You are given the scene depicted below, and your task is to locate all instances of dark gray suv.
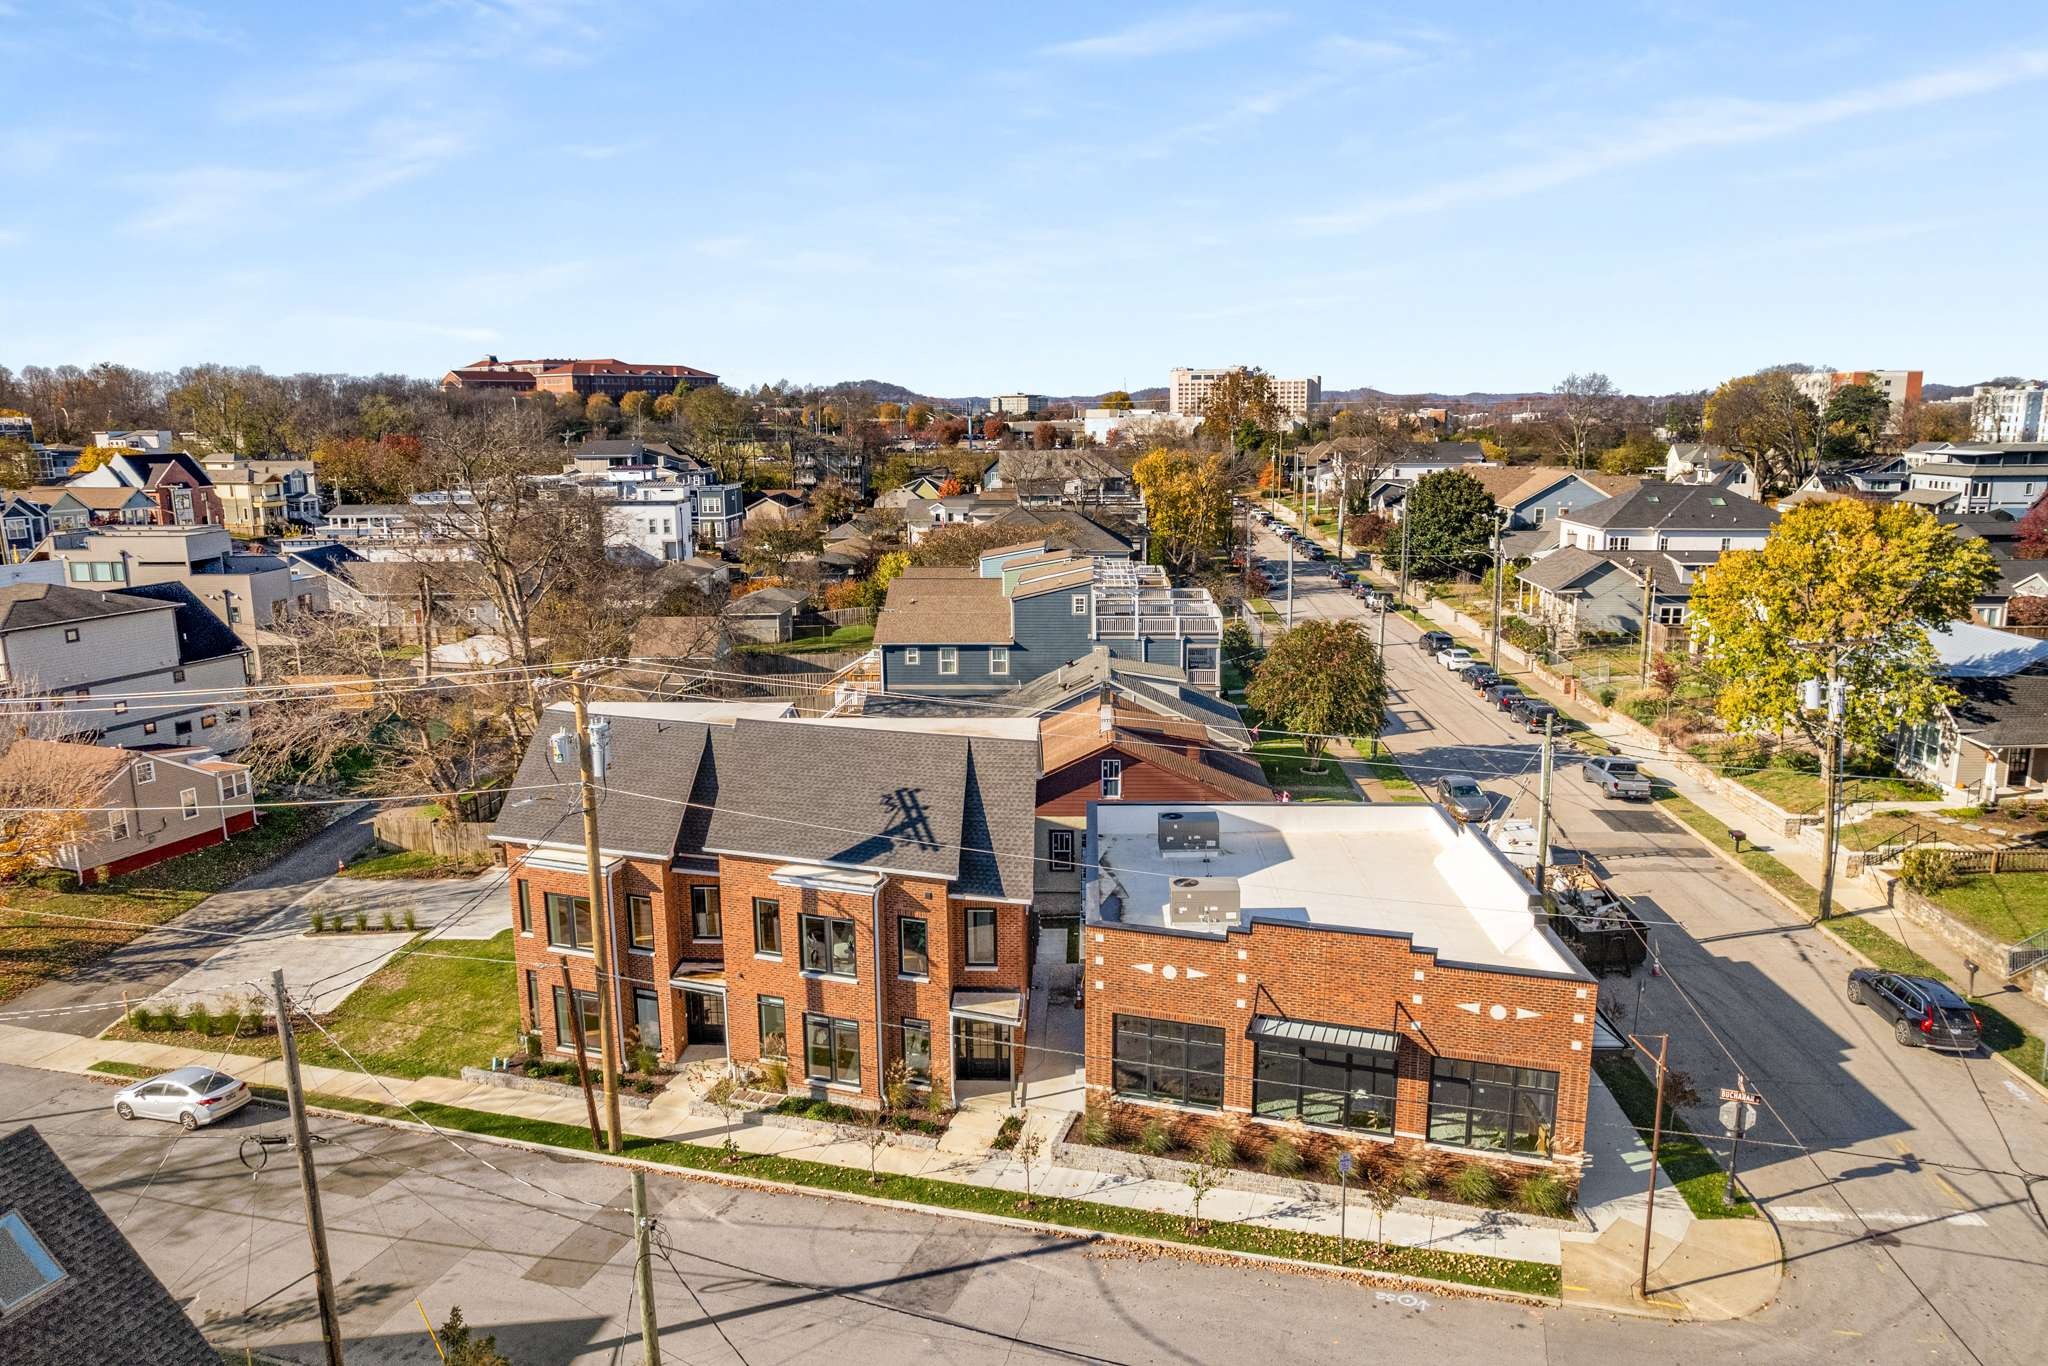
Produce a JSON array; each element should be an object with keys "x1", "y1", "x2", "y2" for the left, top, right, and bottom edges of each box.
[{"x1": 1847, "y1": 970, "x2": 1981, "y2": 1051}]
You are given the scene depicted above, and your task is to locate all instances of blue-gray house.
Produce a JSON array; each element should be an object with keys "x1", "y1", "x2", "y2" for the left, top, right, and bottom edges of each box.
[{"x1": 873, "y1": 542, "x2": 1224, "y2": 696}]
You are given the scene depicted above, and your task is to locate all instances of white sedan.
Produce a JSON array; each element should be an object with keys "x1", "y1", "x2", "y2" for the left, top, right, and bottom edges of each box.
[
  {"x1": 1436, "y1": 647, "x2": 1475, "y2": 670},
  {"x1": 113, "y1": 1066, "x2": 251, "y2": 1130}
]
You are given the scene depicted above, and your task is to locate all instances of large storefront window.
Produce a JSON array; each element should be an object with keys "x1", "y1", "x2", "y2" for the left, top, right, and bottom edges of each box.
[
  {"x1": 1253, "y1": 1041, "x2": 1396, "y2": 1131},
  {"x1": 804, "y1": 1014, "x2": 861, "y2": 1087},
  {"x1": 1112, "y1": 1015, "x2": 1224, "y2": 1109},
  {"x1": 1427, "y1": 1059, "x2": 1558, "y2": 1155}
]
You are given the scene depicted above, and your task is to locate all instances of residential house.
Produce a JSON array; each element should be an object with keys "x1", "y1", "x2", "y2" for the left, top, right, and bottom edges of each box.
[
  {"x1": 693, "y1": 483, "x2": 747, "y2": 548},
  {"x1": 723, "y1": 586, "x2": 809, "y2": 644},
  {"x1": 1, "y1": 493, "x2": 52, "y2": 560},
  {"x1": 1663, "y1": 443, "x2": 1758, "y2": 499},
  {"x1": 490, "y1": 706, "x2": 1040, "y2": 1102},
  {"x1": 1305, "y1": 441, "x2": 1488, "y2": 505},
  {"x1": 1782, "y1": 455, "x2": 1911, "y2": 505},
  {"x1": 904, "y1": 492, "x2": 1016, "y2": 542},
  {"x1": 197, "y1": 456, "x2": 322, "y2": 536},
  {"x1": 89, "y1": 429, "x2": 179, "y2": 452},
  {"x1": 28, "y1": 443, "x2": 84, "y2": 481},
  {"x1": 283, "y1": 546, "x2": 499, "y2": 639},
  {"x1": 1083, "y1": 802, "x2": 1596, "y2": 1171},
  {"x1": 1903, "y1": 442, "x2": 2048, "y2": 515},
  {"x1": 743, "y1": 490, "x2": 810, "y2": 531},
  {"x1": 1552, "y1": 481, "x2": 1777, "y2": 554},
  {"x1": 873, "y1": 474, "x2": 950, "y2": 510},
  {"x1": 41, "y1": 525, "x2": 323, "y2": 646},
  {"x1": 983, "y1": 450, "x2": 1144, "y2": 510},
  {"x1": 19, "y1": 484, "x2": 156, "y2": 533},
  {"x1": 1032, "y1": 703, "x2": 1269, "y2": 921},
  {"x1": 1515, "y1": 548, "x2": 1698, "y2": 644},
  {"x1": 601, "y1": 497, "x2": 695, "y2": 565},
  {"x1": 1081, "y1": 408, "x2": 1202, "y2": 446},
  {"x1": 567, "y1": 439, "x2": 712, "y2": 482},
  {"x1": 0, "y1": 739, "x2": 254, "y2": 884},
  {"x1": 873, "y1": 544, "x2": 1224, "y2": 695},
  {"x1": 0, "y1": 1126, "x2": 217, "y2": 1365},
  {"x1": 1896, "y1": 623, "x2": 2048, "y2": 802},
  {"x1": 0, "y1": 582, "x2": 252, "y2": 751},
  {"x1": 68, "y1": 449, "x2": 223, "y2": 527},
  {"x1": 984, "y1": 505, "x2": 1140, "y2": 560}
]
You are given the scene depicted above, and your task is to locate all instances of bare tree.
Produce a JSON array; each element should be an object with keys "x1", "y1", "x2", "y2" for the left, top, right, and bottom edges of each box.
[
  {"x1": 1548, "y1": 372, "x2": 1619, "y2": 470},
  {"x1": 0, "y1": 684, "x2": 119, "y2": 879}
]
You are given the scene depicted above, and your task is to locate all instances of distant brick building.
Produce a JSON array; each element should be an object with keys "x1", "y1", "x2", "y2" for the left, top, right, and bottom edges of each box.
[{"x1": 440, "y1": 356, "x2": 718, "y2": 397}]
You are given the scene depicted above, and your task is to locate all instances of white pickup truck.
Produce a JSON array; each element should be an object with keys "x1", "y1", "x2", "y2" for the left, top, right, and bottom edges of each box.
[{"x1": 1582, "y1": 755, "x2": 1652, "y2": 800}]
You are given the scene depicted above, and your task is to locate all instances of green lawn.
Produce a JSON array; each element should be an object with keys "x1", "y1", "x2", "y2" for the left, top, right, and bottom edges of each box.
[
  {"x1": 1, "y1": 808, "x2": 322, "y2": 1006},
  {"x1": 1351, "y1": 742, "x2": 1425, "y2": 801},
  {"x1": 1251, "y1": 736, "x2": 1360, "y2": 801},
  {"x1": 1923, "y1": 874, "x2": 2048, "y2": 945},
  {"x1": 1685, "y1": 741, "x2": 1941, "y2": 814},
  {"x1": 1594, "y1": 1056, "x2": 1755, "y2": 1219},
  {"x1": 108, "y1": 931, "x2": 519, "y2": 1079},
  {"x1": 86, "y1": 1078, "x2": 1556, "y2": 1298},
  {"x1": 737, "y1": 623, "x2": 876, "y2": 656},
  {"x1": 340, "y1": 848, "x2": 491, "y2": 880}
]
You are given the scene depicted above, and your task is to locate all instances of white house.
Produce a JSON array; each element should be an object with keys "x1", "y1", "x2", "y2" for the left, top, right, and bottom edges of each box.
[{"x1": 1554, "y1": 481, "x2": 1777, "y2": 554}]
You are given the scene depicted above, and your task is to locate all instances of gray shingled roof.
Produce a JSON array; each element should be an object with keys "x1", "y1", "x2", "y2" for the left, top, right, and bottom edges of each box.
[
  {"x1": 491, "y1": 707, "x2": 721, "y2": 859},
  {"x1": 0, "y1": 1126, "x2": 216, "y2": 1365},
  {"x1": 0, "y1": 582, "x2": 167, "y2": 633},
  {"x1": 1565, "y1": 481, "x2": 1777, "y2": 532},
  {"x1": 704, "y1": 719, "x2": 1036, "y2": 899},
  {"x1": 1950, "y1": 665, "x2": 2048, "y2": 748}
]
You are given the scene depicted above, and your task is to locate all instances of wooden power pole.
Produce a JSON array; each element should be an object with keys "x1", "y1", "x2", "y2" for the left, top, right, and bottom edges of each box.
[{"x1": 271, "y1": 969, "x2": 346, "y2": 1366}]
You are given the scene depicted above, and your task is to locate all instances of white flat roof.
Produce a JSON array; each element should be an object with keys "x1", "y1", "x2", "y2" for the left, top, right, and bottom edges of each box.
[
  {"x1": 566, "y1": 700, "x2": 797, "y2": 724},
  {"x1": 791, "y1": 716, "x2": 1043, "y2": 741},
  {"x1": 1088, "y1": 802, "x2": 1583, "y2": 977}
]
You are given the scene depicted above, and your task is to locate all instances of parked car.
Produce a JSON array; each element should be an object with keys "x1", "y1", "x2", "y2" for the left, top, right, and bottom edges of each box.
[
  {"x1": 1419, "y1": 631, "x2": 1454, "y2": 653},
  {"x1": 1359, "y1": 588, "x2": 1391, "y2": 610},
  {"x1": 1458, "y1": 663, "x2": 1500, "y2": 689},
  {"x1": 1305, "y1": 545, "x2": 1326, "y2": 561},
  {"x1": 1436, "y1": 647, "x2": 1475, "y2": 670},
  {"x1": 1847, "y1": 970, "x2": 1981, "y2": 1051},
  {"x1": 1582, "y1": 755, "x2": 1652, "y2": 800},
  {"x1": 1483, "y1": 683, "x2": 1525, "y2": 710},
  {"x1": 1435, "y1": 774, "x2": 1492, "y2": 823},
  {"x1": 1509, "y1": 698, "x2": 1558, "y2": 732},
  {"x1": 113, "y1": 1066, "x2": 250, "y2": 1130}
]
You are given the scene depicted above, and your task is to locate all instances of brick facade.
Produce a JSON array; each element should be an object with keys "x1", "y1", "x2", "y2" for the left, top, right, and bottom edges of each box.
[{"x1": 1084, "y1": 916, "x2": 1596, "y2": 1165}]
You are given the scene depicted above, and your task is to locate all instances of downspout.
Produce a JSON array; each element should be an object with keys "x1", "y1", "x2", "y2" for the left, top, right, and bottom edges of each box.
[{"x1": 871, "y1": 881, "x2": 887, "y2": 1102}]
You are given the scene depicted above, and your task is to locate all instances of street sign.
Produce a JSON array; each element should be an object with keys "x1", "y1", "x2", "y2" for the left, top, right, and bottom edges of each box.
[
  {"x1": 1718, "y1": 1086, "x2": 1762, "y2": 1106},
  {"x1": 1718, "y1": 1100, "x2": 1758, "y2": 1134},
  {"x1": 1337, "y1": 1152, "x2": 1353, "y2": 1177}
]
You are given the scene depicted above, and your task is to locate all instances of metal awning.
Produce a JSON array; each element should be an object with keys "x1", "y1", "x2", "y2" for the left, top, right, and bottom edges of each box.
[
  {"x1": 1591, "y1": 1010, "x2": 1626, "y2": 1055},
  {"x1": 1249, "y1": 1015, "x2": 1396, "y2": 1054},
  {"x1": 950, "y1": 989, "x2": 1023, "y2": 1027},
  {"x1": 669, "y1": 967, "x2": 726, "y2": 995}
]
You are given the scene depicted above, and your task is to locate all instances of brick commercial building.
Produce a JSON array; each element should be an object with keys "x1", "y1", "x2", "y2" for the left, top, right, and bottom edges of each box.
[
  {"x1": 490, "y1": 704, "x2": 1039, "y2": 1106},
  {"x1": 440, "y1": 356, "x2": 718, "y2": 397},
  {"x1": 1083, "y1": 802, "x2": 1597, "y2": 1170}
]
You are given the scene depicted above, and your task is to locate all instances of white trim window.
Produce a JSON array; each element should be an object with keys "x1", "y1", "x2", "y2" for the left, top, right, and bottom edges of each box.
[
  {"x1": 1071, "y1": 593, "x2": 1088, "y2": 616},
  {"x1": 178, "y1": 787, "x2": 199, "y2": 819},
  {"x1": 1048, "y1": 828, "x2": 1076, "y2": 871},
  {"x1": 904, "y1": 647, "x2": 920, "y2": 666},
  {"x1": 133, "y1": 760, "x2": 155, "y2": 784},
  {"x1": 938, "y1": 646, "x2": 959, "y2": 676},
  {"x1": 1100, "y1": 758, "x2": 1123, "y2": 798},
  {"x1": 107, "y1": 809, "x2": 130, "y2": 842},
  {"x1": 989, "y1": 646, "x2": 1010, "y2": 676}
]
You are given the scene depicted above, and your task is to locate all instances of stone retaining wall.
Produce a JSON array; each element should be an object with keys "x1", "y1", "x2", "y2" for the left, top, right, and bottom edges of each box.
[
  {"x1": 459, "y1": 1065, "x2": 657, "y2": 1110},
  {"x1": 679, "y1": 1095, "x2": 944, "y2": 1150},
  {"x1": 1887, "y1": 882, "x2": 2048, "y2": 1002}
]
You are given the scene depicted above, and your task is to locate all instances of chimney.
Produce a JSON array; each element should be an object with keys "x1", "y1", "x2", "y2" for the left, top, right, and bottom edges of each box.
[{"x1": 1097, "y1": 685, "x2": 1115, "y2": 735}]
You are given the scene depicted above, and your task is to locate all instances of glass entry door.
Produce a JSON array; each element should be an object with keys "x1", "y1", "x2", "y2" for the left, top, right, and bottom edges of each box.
[
  {"x1": 953, "y1": 1019, "x2": 1012, "y2": 1081},
  {"x1": 684, "y1": 992, "x2": 726, "y2": 1044}
]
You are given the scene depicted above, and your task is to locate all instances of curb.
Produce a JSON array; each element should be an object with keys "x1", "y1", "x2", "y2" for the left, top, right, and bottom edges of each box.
[{"x1": 280, "y1": 1087, "x2": 1567, "y2": 1309}]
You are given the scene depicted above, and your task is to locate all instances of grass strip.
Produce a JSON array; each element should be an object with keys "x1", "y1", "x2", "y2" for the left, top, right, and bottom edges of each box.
[
  {"x1": 339, "y1": 849, "x2": 491, "y2": 880},
  {"x1": 1594, "y1": 1056, "x2": 1754, "y2": 1220},
  {"x1": 93, "y1": 1066, "x2": 1555, "y2": 1297}
]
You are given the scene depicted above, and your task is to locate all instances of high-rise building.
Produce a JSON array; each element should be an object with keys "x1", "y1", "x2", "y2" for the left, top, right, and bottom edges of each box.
[
  {"x1": 1169, "y1": 367, "x2": 1321, "y2": 423},
  {"x1": 1970, "y1": 382, "x2": 2048, "y2": 443},
  {"x1": 1791, "y1": 369, "x2": 1922, "y2": 423},
  {"x1": 990, "y1": 394, "x2": 1047, "y2": 416}
]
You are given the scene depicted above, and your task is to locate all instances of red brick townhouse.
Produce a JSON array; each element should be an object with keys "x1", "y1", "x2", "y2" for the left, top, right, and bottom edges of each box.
[
  {"x1": 1083, "y1": 802, "x2": 1598, "y2": 1170},
  {"x1": 490, "y1": 703, "x2": 1039, "y2": 1105}
]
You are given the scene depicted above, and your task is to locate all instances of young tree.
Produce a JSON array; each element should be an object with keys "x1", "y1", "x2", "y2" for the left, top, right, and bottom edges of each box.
[
  {"x1": 1099, "y1": 390, "x2": 1134, "y2": 412},
  {"x1": 1703, "y1": 370, "x2": 1819, "y2": 493},
  {"x1": 1398, "y1": 468, "x2": 1495, "y2": 581},
  {"x1": 1690, "y1": 501, "x2": 1998, "y2": 911},
  {"x1": 1548, "y1": 371, "x2": 1619, "y2": 469},
  {"x1": 438, "y1": 1306, "x2": 515, "y2": 1366},
  {"x1": 1132, "y1": 447, "x2": 1233, "y2": 572},
  {"x1": 1244, "y1": 619, "x2": 1387, "y2": 767},
  {"x1": 980, "y1": 416, "x2": 1008, "y2": 442}
]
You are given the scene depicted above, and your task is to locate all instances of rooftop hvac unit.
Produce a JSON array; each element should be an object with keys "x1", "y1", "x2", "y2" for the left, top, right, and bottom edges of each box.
[
  {"x1": 1157, "y1": 810, "x2": 1221, "y2": 855},
  {"x1": 1164, "y1": 875, "x2": 1238, "y2": 928}
]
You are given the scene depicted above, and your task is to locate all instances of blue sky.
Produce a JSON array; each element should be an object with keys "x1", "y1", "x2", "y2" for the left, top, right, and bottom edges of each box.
[{"x1": 3, "y1": 1, "x2": 2044, "y2": 396}]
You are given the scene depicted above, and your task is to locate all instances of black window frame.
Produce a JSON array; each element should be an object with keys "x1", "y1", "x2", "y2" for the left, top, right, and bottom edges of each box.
[
  {"x1": 691, "y1": 884, "x2": 722, "y2": 940},
  {"x1": 800, "y1": 913, "x2": 858, "y2": 978},
  {"x1": 757, "y1": 996, "x2": 787, "y2": 1058},
  {"x1": 550, "y1": 985, "x2": 600, "y2": 1052},
  {"x1": 898, "y1": 916, "x2": 929, "y2": 977},
  {"x1": 753, "y1": 897, "x2": 781, "y2": 956},
  {"x1": 1111, "y1": 1014, "x2": 1225, "y2": 1110},
  {"x1": 964, "y1": 907, "x2": 998, "y2": 967},
  {"x1": 902, "y1": 1019, "x2": 932, "y2": 1081},
  {"x1": 1252, "y1": 1039, "x2": 1397, "y2": 1132},
  {"x1": 516, "y1": 880, "x2": 532, "y2": 933},
  {"x1": 1426, "y1": 1057, "x2": 1559, "y2": 1156},
  {"x1": 1048, "y1": 828, "x2": 1076, "y2": 872},
  {"x1": 626, "y1": 893, "x2": 655, "y2": 951},
  {"x1": 524, "y1": 970, "x2": 538, "y2": 1029},
  {"x1": 804, "y1": 1013, "x2": 861, "y2": 1087},
  {"x1": 544, "y1": 891, "x2": 593, "y2": 951},
  {"x1": 632, "y1": 988, "x2": 662, "y2": 1052},
  {"x1": 1100, "y1": 757, "x2": 1123, "y2": 798}
]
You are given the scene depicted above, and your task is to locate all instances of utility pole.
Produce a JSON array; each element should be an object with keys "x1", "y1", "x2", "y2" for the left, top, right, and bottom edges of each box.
[
  {"x1": 1534, "y1": 713, "x2": 1555, "y2": 892},
  {"x1": 1639, "y1": 569, "x2": 1656, "y2": 686},
  {"x1": 1396, "y1": 506, "x2": 1412, "y2": 603},
  {"x1": 1811, "y1": 671, "x2": 1847, "y2": 921},
  {"x1": 565, "y1": 681, "x2": 662, "y2": 1366},
  {"x1": 1285, "y1": 531, "x2": 1295, "y2": 628},
  {"x1": 1489, "y1": 515, "x2": 1504, "y2": 671},
  {"x1": 1630, "y1": 1033, "x2": 1670, "y2": 1302},
  {"x1": 270, "y1": 970, "x2": 345, "y2": 1366}
]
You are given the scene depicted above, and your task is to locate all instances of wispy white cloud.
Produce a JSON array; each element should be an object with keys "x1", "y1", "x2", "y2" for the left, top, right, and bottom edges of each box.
[
  {"x1": 1301, "y1": 47, "x2": 2048, "y2": 233},
  {"x1": 1042, "y1": 8, "x2": 1280, "y2": 61},
  {"x1": 1316, "y1": 35, "x2": 1415, "y2": 67}
]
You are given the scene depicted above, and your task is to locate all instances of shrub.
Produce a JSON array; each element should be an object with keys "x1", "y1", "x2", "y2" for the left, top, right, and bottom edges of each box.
[
  {"x1": 1448, "y1": 1162, "x2": 1503, "y2": 1206},
  {"x1": 991, "y1": 1114, "x2": 1023, "y2": 1151},
  {"x1": 1596, "y1": 686, "x2": 1618, "y2": 708},
  {"x1": 354, "y1": 911, "x2": 369, "y2": 932},
  {"x1": 1107, "y1": 1103, "x2": 1143, "y2": 1145},
  {"x1": 631, "y1": 1045, "x2": 659, "y2": 1077},
  {"x1": 759, "y1": 1058, "x2": 788, "y2": 1092},
  {"x1": 1263, "y1": 1134, "x2": 1303, "y2": 1176},
  {"x1": 884, "y1": 1060, "x2": 912, "y2": 1113},
  {"x1": 926, "y1": 1076, "x2": 953, "y2": 1114},
  {"x1": 1138, "y1": 1119, "x2": 1172, "y2": 1155},
  {"x1": 128, "y1": 1006, "x2": 152, "y2": 1032},
  {"x1": 1080, "y1": 1106, "x2": 1112, "y2": 1146},
  {"x1": 381, "y1": 911, "x2": 396, "y2": 932},
  {"x1": 1517, "y1": 1172, "x2": 1571, "y2": 1218},
  {"x1": 1202, "y1": 1125, "x2": 1239, "y2": 1167},
  {"x1": 523, "y1": 1032, "x2": 541, "y2": 1059},
  {"x1": 309, "y1": 910, "x2": 326, "y2": 933},
  {"x1": 403, "y1": 907, "x2": 418, "y2": 931},
  {"x1": 183, "y1": 1002, "x2": 213, "y2": 1035},
  {"x1": 1900, "y1": 848, "x2": 1960, "y2": 893}
]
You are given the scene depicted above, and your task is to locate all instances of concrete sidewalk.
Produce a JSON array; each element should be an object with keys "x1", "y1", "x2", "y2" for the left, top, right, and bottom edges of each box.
[{"x1": 0, "y1": 1016, "x2": 1784, "y2": 1317}]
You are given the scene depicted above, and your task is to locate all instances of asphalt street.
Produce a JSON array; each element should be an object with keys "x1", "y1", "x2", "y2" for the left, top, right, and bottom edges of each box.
[
  {"x1": 1256, "y1": 523, "x2": 2048, "y2": 1365},
  {"x1": 9, "y1": 1061, "x2": 2040, "y2": 1366}
]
